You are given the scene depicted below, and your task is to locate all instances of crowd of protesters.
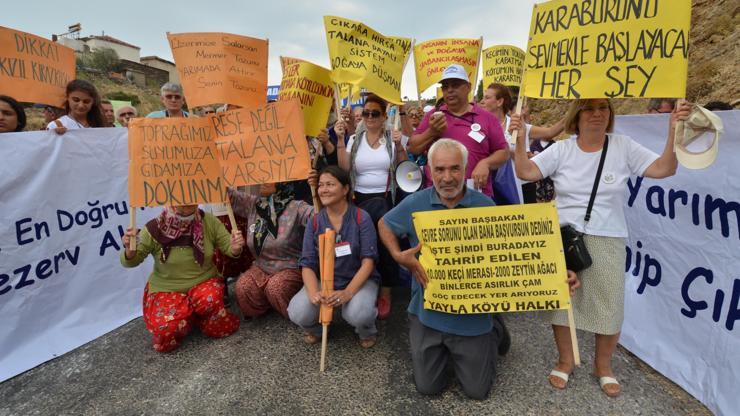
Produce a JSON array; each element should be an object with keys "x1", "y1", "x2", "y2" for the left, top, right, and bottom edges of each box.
[{"x1": 2, "y1": 61, "x2": 720, "y2": 400}]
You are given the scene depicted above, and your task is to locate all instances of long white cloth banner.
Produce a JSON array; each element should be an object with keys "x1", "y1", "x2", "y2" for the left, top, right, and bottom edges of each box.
[
  {"x1": 617, "y1": 111, "x2": 740, "y2": 416},
  {"x1": 0, "y1": 128, "x2": 155, "y2": 382}
]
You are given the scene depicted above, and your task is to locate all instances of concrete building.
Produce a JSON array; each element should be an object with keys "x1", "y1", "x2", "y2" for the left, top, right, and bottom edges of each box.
[
  {"x1": 59, "y1": 34, "x2": 141, "y2": 63},
  {"x1": 57, "y1": 33, "x2": 179, "y2": 86},
  {"x1": 140, "y1": 56, "x2": 179, "y2": 84}
]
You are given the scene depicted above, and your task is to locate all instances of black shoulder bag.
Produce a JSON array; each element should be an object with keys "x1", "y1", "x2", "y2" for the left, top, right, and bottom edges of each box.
[{"x1": 560, "y1": 136, "x2": 609, "y2": 273}]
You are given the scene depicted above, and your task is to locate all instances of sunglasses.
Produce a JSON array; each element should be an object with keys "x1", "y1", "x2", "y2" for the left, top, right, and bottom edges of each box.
[
  {"x1": 120, "y1": 112, "x2": 135, "y2": 117},
  {"x1": 164, "y1": 94, "x2": 182, "y2": 100},
  {"x1": 203, "y1": 110, "x2": 215, "y2": 115},
  {"x1": 408, "y1": 113, "x2": 422, "y2": 119},
  {"x1": 362, "y1": 110, "x2": 383, "y2": 119}
]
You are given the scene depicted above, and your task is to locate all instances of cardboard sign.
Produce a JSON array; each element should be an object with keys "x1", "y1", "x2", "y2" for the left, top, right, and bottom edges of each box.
[
  {"x1": 482, "y1": 45, "x2": 525, "y2": 87},
  {"x1": 278, "y1": 56, "x2": 334, "y2": 137},
  {"x1": 413, "y1": 203, "x2": 571, "y2": 314},
  {"x1": 212, "y1": 99, "x2": 310, "y2": 187},
  {"x1": 523, "y1": 0, "x2": 691, "y2": 99},
  {"x1": 0, "y1": 26, "x2": 75, "y2": 106},
  {"x1": 414, "y1": 38, "x2": 481, "y2": 95},
  {"x1": 324, "y1": 16, "x2": 412, "y2": 105},
  {"x1": 167, "y1": 32, "x2": 268, "y2": 108},
  {"x1": 128, "y1": 117, "x2": 227, "y2": 207}
]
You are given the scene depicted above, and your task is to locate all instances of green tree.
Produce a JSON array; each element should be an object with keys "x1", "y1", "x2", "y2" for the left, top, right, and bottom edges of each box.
[
  {"x1": 476, "y1": 80, "x2": 484, "y2": 102},
  {"x1": 79, "y1": 47, "x2": 121, "y2": 73}
]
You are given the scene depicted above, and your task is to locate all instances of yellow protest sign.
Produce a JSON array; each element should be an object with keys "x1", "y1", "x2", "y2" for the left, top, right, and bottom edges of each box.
[
  {"x1": 482, "y1": 45, "x2": 525, "y2": 88},
  {"x1": 128, "y1": 117, "x2": 227, "y2": 207},
  {"x1": 414, "y1": 38, "x2": 482, "y2": 96},
  {"x1": 167, "y1": 32, "x2": 268, "y2": 108},
  {"x1": 0, "y1": 26, "x2": 75, "y2": 106},
  {"x1": 212, "y1": 99, "x2": 311, "y2": 187},
  {"x1": 324, "y1": 16, "x2": 412, "y2": 105},
  {"x1": 523, "y1": 0, "x2": 691, "y2": 99},
  {"x1": 278, "y1": 56, "x2": 334, "y2": 137},
  {"x1": 413, "y1": 203, "x2": 570, "y2": 314}
]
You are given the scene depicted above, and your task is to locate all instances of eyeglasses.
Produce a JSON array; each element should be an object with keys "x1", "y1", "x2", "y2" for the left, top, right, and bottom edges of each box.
[
  {"x1": 362, "y1": 110, "x2": 383, "y2": 119},
  {"x1": 408, "y1": 113, "x2": 422, "y2": 119},
  {"x1": 203, "y1": 110, "x2": 215, "y2": 115},
  {"x1": 164, "y1": 94, "x2": 182, "y2": 100}
]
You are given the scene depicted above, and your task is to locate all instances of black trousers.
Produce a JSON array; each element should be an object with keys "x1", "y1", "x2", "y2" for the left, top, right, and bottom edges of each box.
[{"x1": 354, "y1": 191, "x2": 400, "y2": 287}]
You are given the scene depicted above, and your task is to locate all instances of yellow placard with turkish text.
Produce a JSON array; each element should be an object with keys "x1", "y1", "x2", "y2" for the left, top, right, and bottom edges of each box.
[
  {"x1": 413, "y1": 203, "x2": 571, "y2": 314},
  {"x1": 168, "y1": 32, "x2": 268, "y2": 108},
  {"x1": 414, "y1": 38, "x2": 482, "y2": 96},
  {"x1": 278, "y1": 56, "x2": 334, "y2": 137},
  {"x1": 128, "y1": 117, "x2": 226, "y2": 207},
  {"x1": 0, "y1": 26, "x2": 75, "y2": 107},
  {"x1": 482, "y1": 45, "x2": 525, "y2": 88},
  {"x1": 212, "y1": 100, "x2": 311, "y2": 187},
  {"x1": 523, "y1": 0, "x2": 691, "y2": 99},
  {"x1": 324, "y1": 16, "x2": 411, "y2": 105}
]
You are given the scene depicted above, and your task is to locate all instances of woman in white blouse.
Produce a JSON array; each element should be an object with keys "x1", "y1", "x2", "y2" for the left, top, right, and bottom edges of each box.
[
  {"x1": 335, "y1": 93, "x2": 407, "y2": 320},
  {"x1": 511, "y1": 98, "x2": 690, "y2": 397}
]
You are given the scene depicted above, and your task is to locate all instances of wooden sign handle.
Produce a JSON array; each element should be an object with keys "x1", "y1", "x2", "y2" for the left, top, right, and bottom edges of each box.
[
  {"x1": 511, "y1": 96, "x2": 527, "y2": 145},
  {"x1": 128, "y1": 207, "x2": 137, "y2": 251},
  {"x1": 320, "y1": 324, "x2": 329, "y2": 373},
  {"x1": 225, "y1": 195, "x2": 238, "y2": 232},
  {"x1": 567, "y1": 303, "x2": 581, "y2": 366}
]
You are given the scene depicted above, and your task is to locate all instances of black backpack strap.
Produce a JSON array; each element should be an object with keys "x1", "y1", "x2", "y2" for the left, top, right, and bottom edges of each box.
[{"x1": 585, "y1": 135, "x2": 609, "y2": 223}]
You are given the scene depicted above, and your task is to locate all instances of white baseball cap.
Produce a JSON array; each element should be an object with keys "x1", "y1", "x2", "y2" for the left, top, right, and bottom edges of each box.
[
  {"x1": 439, "y1": 64, "x2": 470, "y2": 83},
  {"x1": 674, "y1": 105, "x2": 724, "y2": 170}
]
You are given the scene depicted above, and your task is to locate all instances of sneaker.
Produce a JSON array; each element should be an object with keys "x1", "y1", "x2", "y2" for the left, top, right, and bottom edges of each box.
[{"x1": 377, "y1": 293, "x2": 392, "y2": 320}]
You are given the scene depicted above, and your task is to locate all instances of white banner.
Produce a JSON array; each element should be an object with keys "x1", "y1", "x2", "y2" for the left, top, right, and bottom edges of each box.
[
  {"x1": 617, "y1": 111, "x2": 740, "y2": 416},
  {"x1": 0, "y1": 128, "x2": 156, "y2": 382}
]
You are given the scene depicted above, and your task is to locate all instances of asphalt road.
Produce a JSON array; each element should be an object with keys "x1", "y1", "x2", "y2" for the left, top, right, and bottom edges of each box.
[{"x1": 0, "y1": 288, "x2": 710, "y2": 416}]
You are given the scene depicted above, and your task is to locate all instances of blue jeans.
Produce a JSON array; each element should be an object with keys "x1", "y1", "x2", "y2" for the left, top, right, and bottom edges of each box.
[{"x1": 287, "y1": 280, "x2": 379, "y2": 340}]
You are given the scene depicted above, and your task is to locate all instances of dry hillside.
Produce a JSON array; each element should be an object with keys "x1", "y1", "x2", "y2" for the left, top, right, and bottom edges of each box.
[{"x1": 527, "y1": 0, "x2": 739, "y2": 125}]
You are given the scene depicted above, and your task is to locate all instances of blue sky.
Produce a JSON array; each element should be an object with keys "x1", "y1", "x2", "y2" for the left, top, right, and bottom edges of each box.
[{"x1": 3, "y1": 0, "x2": 540, "y2": 99}]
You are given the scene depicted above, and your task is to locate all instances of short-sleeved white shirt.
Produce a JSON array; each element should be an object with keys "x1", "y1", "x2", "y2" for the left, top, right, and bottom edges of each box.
[
  {"x1": 531, "y1": 134, "x2": 658, "y2": 237},
  {"x1": 503, "y1": 115, "x2": 531, "y2": 151},
  {"x1": 346, "y1": 132, "x2": 408, "y2": 194},
  {"x1": 46, "y1": 115, "x2": 88, "y2": 130}
]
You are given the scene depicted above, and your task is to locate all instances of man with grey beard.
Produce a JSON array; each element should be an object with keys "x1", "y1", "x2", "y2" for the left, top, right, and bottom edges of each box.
[{"x1": 378, "y1": 138, "x2": 510, "y2": 399}]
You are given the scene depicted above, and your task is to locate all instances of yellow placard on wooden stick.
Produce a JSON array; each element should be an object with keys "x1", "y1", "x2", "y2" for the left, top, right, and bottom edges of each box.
[
  {"x1": 168, "y1": 32, "x2": 268, "y2": 108},
  {"x1": 324, "y1": 16, "x2": 412, "y2": 105},
  {"x1": 0, "y1": 26, "x2": 75, "y2": 107},
  {"x1": 128, "y1": 117, "x2": 227, "y2": 207},
  {"x1": 414, "y1": 38, "x2": 482, "y2": 96},
  {"x1": 413, "y1": 203, "x2": 571, "y2": 314},
  {"x1": 278, "y1": 56, "x2": 334, "y2": 137},
  {"x1": 482, "y1": 45, "x2": 525, "y2": 88},
  {"x1": 523, "y1": 0, "x2": 691, "y2": 99},
  {"x1": 212, "y1": 100, "x2": 311, "y2": 187}
]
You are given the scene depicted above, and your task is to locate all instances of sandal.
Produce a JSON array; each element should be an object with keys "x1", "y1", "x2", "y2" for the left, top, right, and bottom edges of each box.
[
  {"x1": 359, "y1": 337, "x2": 377, "y2": 349},
  {"x1": 598, "y1": 376, "x2": 621, "y2": 397},
  {"x1": 303, "y1": 333, "x2": 320, "y2": 344},
  {"x1": 548, "y1": 369, "x2": 571, "y2": 389}
]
